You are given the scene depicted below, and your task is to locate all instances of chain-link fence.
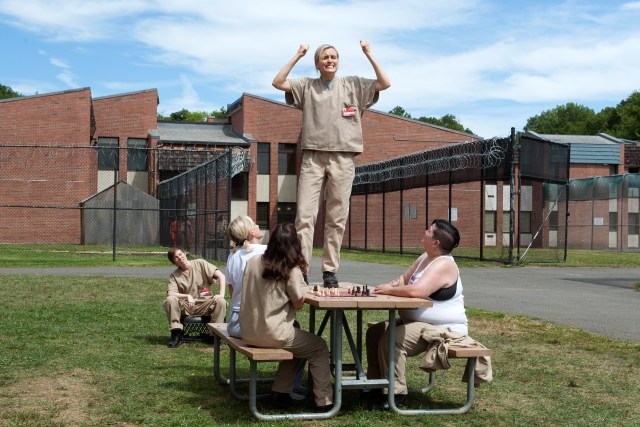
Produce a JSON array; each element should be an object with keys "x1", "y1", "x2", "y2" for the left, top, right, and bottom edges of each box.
[
  {"x1": 0, "y1": 144, "x2": 244, "y2": 262},
  {"x1": 345, "y1": 135, "x2": 519, "y2": 263},
  {"x1": 564, "y1": 174, "x2": 640, "y2": 251}
]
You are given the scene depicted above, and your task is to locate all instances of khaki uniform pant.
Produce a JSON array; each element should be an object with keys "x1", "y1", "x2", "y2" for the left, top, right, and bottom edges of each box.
[
  {"x1": 273, "y1": 328, "x2": 333, "y2": 406},
  {"x1": 295, "y1": 151, "x2": 355, "y2": 273},
  {"x1": 163, "y1": 295, "x2": 227, "y2": 331},
  {"x1": 366, "y1": 320, "x2": 430, "y2": 395}
]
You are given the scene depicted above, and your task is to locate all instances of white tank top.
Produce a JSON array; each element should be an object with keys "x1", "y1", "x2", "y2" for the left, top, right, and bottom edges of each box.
[{"x1": 398, "y1": 254, "x2": 468, "y2": 335}]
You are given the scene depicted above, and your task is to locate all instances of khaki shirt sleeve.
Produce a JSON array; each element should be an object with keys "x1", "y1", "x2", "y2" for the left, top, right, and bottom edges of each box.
[
  {"x1": 285, "y1": 78, "x2": 307, "y2": 109},
  {"x1": 286, "y1": 267, "x2": 306, "y2": 303}
]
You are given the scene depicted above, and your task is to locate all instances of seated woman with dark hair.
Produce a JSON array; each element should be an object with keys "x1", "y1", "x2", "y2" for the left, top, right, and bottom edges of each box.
[
  {"x1": 365, "y1": 219, "x2": 468, "y2": 409},
  {"x1": 239, "y1": 223, "x2": 333, "y2": 412}
]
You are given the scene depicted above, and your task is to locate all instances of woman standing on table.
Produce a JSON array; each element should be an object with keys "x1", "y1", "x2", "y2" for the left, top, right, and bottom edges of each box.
[
  {"x1": 239, "y1": 223, "x2": 333, "y2": 412},
  {"x1": 272, "y1": 41, "x2": 390, "y2": 288}
]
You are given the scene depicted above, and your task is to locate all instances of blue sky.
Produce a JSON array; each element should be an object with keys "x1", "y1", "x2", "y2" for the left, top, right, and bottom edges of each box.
[{"x1": 1, "y1": 0, "x2": 639, "y2": 138}]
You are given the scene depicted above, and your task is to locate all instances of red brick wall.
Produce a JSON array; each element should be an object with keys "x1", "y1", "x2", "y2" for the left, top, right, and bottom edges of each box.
[
  {"x1": 570, "y1": 164, "x2": 612, "y2": 179},
  {"x1": 92, "y1": 89, "x2": 158, "y2": 175},
  {"x1": 0, "y1": 89, "x2": 93, "y2": 243},
  {"x1": 0, "y1": 88, "x2": 158, "y2": 244}
]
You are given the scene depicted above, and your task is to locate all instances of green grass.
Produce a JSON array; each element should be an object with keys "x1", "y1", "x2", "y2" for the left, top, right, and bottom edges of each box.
[
  {"x1": 1, "y1": 244, "x2": 638, "y2": 269},
  {"x1": 1, "y1": 275, "x2": 639, "y2": 426},
  {"x1": 0, "y1": 244, "x2": 170, "y2": 267}
]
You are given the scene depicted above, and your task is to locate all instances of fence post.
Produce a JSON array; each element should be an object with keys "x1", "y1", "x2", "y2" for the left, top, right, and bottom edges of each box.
[{"x1": 509, "y1": 127, "x2": 516, "y2": 265}]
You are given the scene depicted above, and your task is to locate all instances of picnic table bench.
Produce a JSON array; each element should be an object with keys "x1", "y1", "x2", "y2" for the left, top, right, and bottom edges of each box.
[{"x1": 207, "y1": 322, "x2": 335, "y2": 421}]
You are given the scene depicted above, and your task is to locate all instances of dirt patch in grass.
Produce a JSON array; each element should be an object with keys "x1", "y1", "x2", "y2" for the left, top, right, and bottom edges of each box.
[{"x1": 3, "y1": 368, "x2": 99, "y2": 426}]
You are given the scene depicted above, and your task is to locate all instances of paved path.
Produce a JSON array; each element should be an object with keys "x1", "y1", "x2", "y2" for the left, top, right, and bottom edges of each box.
[{"x1": 2, "y1": 259, "x2": 639, "y2": 343}]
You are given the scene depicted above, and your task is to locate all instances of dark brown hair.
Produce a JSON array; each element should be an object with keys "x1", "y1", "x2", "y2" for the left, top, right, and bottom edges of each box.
[
  {"x1": 262, "y1": 223, "x2": 307, "y2": 282},
  {"x1": 431, "y1": 219, "x2": 460, "y2": 253},
  {"x1": 167, "y1": 247, "x2": 182, "y2": 264}
]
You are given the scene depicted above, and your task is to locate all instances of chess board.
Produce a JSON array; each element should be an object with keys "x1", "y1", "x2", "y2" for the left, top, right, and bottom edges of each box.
[{"x1": 307, "y1": 282, "x2": 376, "y2": 297}]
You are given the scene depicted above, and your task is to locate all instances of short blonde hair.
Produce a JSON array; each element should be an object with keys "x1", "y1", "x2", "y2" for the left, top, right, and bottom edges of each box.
[
  {"x1": 227, "y1": 215, "x2": 255, "y2": 252},
  {"x1": 314, "y1": 44, "x2": 339, "y2": 66}
]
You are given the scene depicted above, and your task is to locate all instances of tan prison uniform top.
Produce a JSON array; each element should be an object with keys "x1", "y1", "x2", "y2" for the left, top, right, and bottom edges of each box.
[
  {"x1": 167, "y1": 258, "x2": 218, "y2": 297},
  {"x1": 286, "y1": 76, "x2": 379, "y2": 153},
  {"x1": 239, "y1": 255, "x2": 306, "y2": 348}
]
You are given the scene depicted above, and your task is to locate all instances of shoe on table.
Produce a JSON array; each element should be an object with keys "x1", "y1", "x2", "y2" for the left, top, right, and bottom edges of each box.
[
  {"x1": 167, "y1": 328, "x2": 183, "y2": 348},
  {"x1": 322, "y1": 271, "x2": 339, "y2": 288}
]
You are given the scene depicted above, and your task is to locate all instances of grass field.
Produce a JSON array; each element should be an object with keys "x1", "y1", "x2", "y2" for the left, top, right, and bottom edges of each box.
[
  {"x1": 1, "y1": 244, "x2": 638, "y2": 425},
  {"x1": 1, "y1": 243, "x2": 639, "y2": 269},
  {"x1": 1, "y1": 273, "x2": 639, "y2": 427}
]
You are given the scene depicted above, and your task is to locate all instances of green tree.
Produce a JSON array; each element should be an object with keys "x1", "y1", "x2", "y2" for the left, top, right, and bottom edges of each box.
[
  {"x1": 388, "y1": 106, "x2": 412, "y2": 118},
  {"x1": 613, "y1": 91, "x2": 640, "y2": 140},
  {"x1": 158, "y1": 107, "x2": 227, "y2": 122},
  {"x1": 524, "y1": 102, "x2": 598, "y2": 134},
  {"x1": 0, "y1": 83, "x2": 22, "y2": 100},
  {"x1": 416, "y1": 114, "x2": 473, "y2": 134},
  {"x1": 389, "y1": 107, "x2": 474, "y2": 134}
]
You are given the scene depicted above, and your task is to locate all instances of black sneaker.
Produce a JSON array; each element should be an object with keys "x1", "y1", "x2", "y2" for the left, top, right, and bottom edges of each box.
[
  {"x1": 270, "y1": 391, "x2": 295, "y2": 409},
  {"x1": 377, "y1": 393, "x2": 407, "y2": 411},
  {"x1": 315, "y1": 403, "x2": 334, "y2": 413},
  {"x1": 322, "y1": 271, "x2": 339, "y2": 288}
]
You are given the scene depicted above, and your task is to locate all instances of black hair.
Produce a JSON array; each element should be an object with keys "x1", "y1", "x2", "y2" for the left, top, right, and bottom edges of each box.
[{"x1": 431, "y1": 219, "x2": 460, "y2": 253}]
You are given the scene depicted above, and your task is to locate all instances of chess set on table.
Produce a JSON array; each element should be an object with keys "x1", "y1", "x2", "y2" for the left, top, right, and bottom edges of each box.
[{"x1": 308, "y1": 283, "x2": 375, "y2": 297}]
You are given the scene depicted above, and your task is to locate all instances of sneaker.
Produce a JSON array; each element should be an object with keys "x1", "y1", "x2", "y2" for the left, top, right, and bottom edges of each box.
[
  {"x1": 270, "y1": 391, "x2": 295, "y2": 409},
  {"x1": 322, "y1": 271, "x2": 339, "y2": 288},
  {"x1": 289, "y1": 391, "x2": 306, "y2": 401},
  {"x1": 315, "y1": 403, "x2": 334, "y2": 413},
  {"x1": 376, "y1": 393, "x2": 407, "y2": 411}
]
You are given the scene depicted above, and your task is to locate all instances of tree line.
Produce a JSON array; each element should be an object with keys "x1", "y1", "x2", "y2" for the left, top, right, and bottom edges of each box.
[{"x1": 1, "y1": 83, "x2": 638, "y2": 139}]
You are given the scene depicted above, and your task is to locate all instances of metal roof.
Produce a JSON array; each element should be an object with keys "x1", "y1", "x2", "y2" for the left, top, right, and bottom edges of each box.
[
  {"x1": 526, "y1": 132, "x2": 622, "y2": 164},
  {"x1": 155, "y1": 122, "x2": 248, "y2": 145},
  {"x1": 529, "y1": 132, "x2": 624, "y2": 145}
]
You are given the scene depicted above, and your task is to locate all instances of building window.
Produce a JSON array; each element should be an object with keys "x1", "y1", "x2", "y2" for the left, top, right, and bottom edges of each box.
[
  {"x1": 549, "y1": 210, "x2": 559, "y2": 231},
  {"x1": 277, "y1": 202, "x2": 297, "y2": 224},
  {"x1": 609, "y1": 164, "x2": 618, "y2": 175},
  {"x1": 256, "y1": 202, "x2": 270, "y2": 230},
  {"x1": 502, "y1": 212, "x2": 510, "y2": 233},
  {"x1": 629, "y1": 213, "x2": 639, "y2": 235},
  {"x1": 278, "y1": 144, "x2": 297, "y2": 175},
  {"x1": 609, "y1": 212, "x2": 618, "y2": 232},
  {"x1": 231, "y1": 172, "x2": 248, "y2": 200},
  {"x1": 485, "y1": 211, "x2": 496, "y2": 233},
  {"x1": 519, "y1": 211, "x2": 532, "y2": 234},
  {"x1": 257, "y1": 143, "x2": 270, "y2": 174},
  {"x1": 127, "y1": 138, "x2": 147, "y2": 171},
  {"x1": 404, "y1": 204, "x2": 417, "y2": 221},
  {"x1": 97, "y1": 137, "x2": 118, "y2": 170}
]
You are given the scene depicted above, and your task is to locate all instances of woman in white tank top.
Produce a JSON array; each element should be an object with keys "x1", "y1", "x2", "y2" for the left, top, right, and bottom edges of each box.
[{"x1": 366, "y1": 219, "x2": 468, "y2": 405}]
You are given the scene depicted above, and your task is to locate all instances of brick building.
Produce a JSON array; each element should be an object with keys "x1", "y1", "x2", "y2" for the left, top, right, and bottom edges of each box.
[
  {"x1": 0, "y1": 88, "x2": 158, "y2": 244},
  {"x1": 3, "y1": 87, "x2": 636, "y2": 253}
]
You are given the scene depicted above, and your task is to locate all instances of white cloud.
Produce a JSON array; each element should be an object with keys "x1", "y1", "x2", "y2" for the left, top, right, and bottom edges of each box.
[
  {"x1": 621, "y1": 2, "x2": 640, "y2": 10},
  {"x1": 2, "y1": 0, "x2": 640, "y2": 137}
]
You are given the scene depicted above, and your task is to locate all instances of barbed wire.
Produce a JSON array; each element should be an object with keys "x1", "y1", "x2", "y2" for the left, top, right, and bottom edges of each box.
[{"x1": 353, "y1": 137, "x2": 510, "y2": 185}]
